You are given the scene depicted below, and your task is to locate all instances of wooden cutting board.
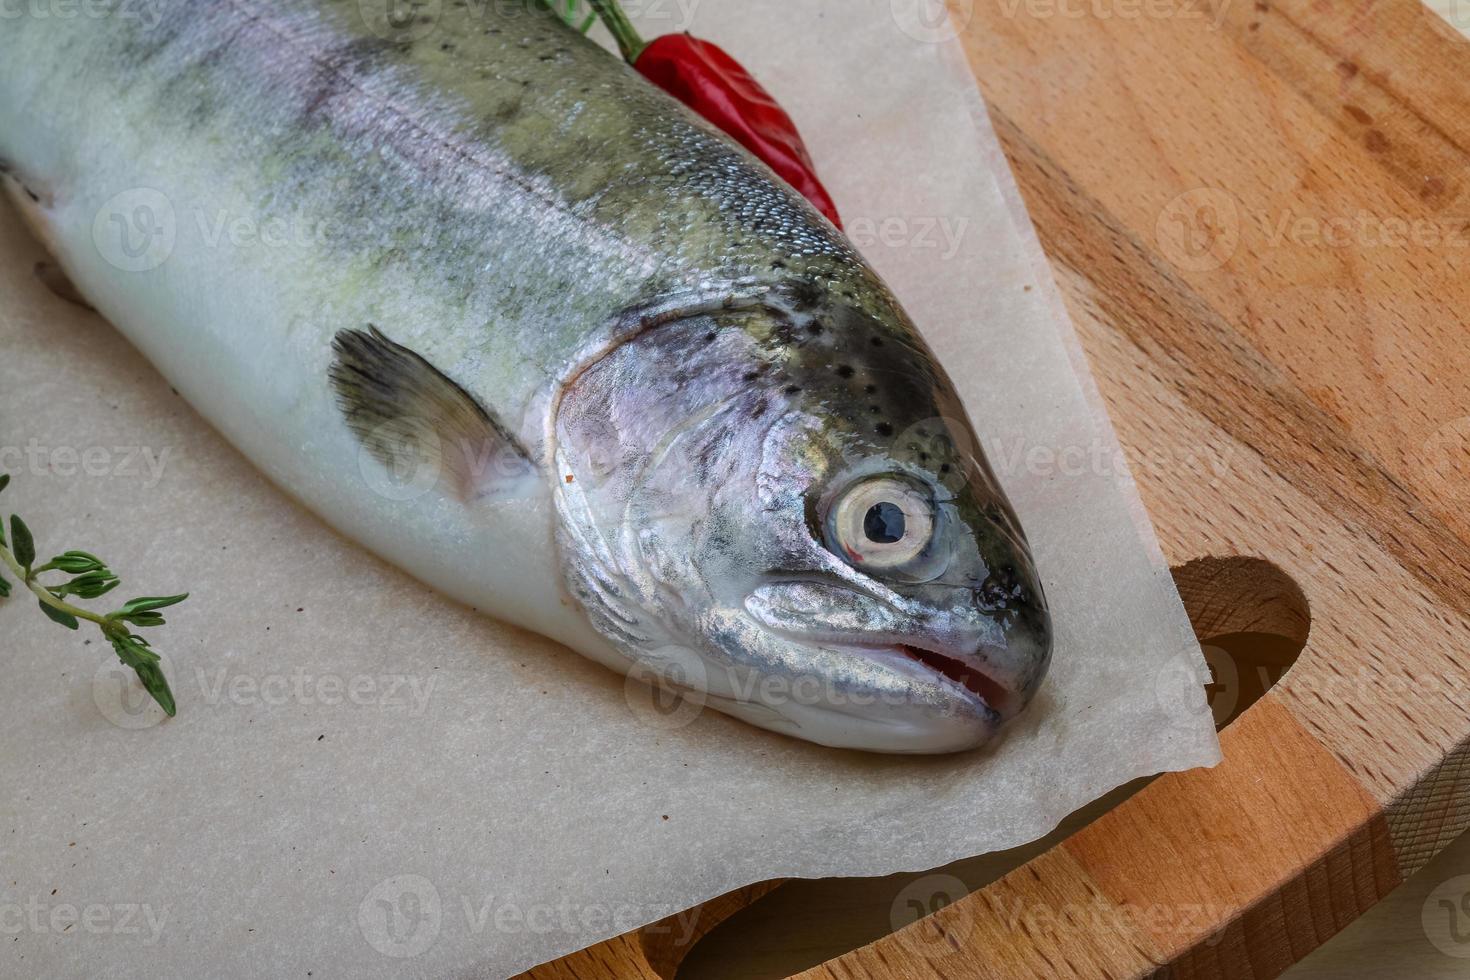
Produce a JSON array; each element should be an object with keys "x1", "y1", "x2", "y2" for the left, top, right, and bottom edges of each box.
[{"x1": 527, "y1": 0, "x2": 1470, "y2": 975}]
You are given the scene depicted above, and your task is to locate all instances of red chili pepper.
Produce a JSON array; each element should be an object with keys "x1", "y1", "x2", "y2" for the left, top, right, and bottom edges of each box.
[
  {"x1": 583, "y1": 1, "x2": 843, "y2": 229},
  {"x1": 633, "y1": 35, "x2": 842, "y2": 229}
]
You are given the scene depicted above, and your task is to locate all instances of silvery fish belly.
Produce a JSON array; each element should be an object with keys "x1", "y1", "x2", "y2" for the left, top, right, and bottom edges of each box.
[{"x1": 0, "y1": 0, "x2": 1052, "y2": 753}]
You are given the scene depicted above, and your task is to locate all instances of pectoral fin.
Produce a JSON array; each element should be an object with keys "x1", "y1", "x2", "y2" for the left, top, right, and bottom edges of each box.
[{"x1": 329, "y1": 326, "x2": 536, "y2": 501}]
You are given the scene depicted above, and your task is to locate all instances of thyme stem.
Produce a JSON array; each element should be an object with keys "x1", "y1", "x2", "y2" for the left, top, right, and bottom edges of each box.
[
  {"x1": 583, "y1": 0, "x2": 649, "y2": 63},
  {"x1": 0, "y1": 474, "x2": 185, "y2": 716},
  {"x1": 0, "y1": 543, "x2": 108, "y2": 628}
]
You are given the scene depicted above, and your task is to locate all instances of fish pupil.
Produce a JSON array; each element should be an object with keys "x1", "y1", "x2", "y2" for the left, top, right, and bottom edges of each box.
[{"x1": 864, "y1": 502, "x2": 906, "y2": 544}]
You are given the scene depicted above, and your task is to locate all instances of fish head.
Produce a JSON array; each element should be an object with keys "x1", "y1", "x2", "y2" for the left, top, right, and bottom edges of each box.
[{"x1": 554, "y1": 297, "x2": 1051, "y2": 754}]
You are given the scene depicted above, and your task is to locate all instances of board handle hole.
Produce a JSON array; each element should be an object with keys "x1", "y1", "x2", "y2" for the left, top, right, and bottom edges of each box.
[
  {"x1": 663, "y1": 556, "x2": 1313, "y2": 979},
  {"x1": 1170, "y1": 556, "x2": 1310, "y2": 730}
]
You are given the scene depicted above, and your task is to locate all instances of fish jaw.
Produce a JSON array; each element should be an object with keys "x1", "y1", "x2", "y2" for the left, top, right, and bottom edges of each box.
[
  {"x1": 549, "y1": 300, "x2": 1056, "y2": 753},
  {"x1": 739, "y1": 578, "x2": 1049, "y2": 752},
  {"x1": 687, "y1": 627, "x2": 1005, "y2": 755}
]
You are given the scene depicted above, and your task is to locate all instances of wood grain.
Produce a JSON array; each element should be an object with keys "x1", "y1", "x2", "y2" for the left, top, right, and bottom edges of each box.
[
  {"x1": 1171, "y1": 556, "x2": 1311, "y2": 643},
  {"x1": 517, "y1": 883, "x2": 784, "y2": 980},
  {"x1": 527, "y1": 0, "x2": 1470, "y2": 975},
  {"x1": 1064, "y1": 700, "x2": 1397, "y2": 973}
]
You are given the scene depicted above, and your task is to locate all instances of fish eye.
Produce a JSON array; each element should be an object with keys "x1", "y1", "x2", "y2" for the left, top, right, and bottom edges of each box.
[{"x1": 826, "y1": 476, "x2": 937, "y2": 573}]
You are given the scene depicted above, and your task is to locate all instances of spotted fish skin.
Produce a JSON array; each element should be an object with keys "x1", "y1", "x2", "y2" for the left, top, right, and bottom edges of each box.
[{"x1": 0, "y1": 1, "x2": 1051, "y2": 752}]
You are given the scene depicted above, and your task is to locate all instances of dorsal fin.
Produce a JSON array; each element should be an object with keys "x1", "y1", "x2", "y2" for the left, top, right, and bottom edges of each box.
[{"x1": 329, "y1": 326, "x2": 536, "y2": 501}]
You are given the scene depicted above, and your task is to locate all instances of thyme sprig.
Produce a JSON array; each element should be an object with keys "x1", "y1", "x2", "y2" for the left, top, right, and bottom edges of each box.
[
  {"x1": 0, "y1": 473, "x2": 186, "y2": 716},
  {"x1": 580, "y1": 0, "x2": 648, "y2": 62},
  {"x1": 539, "y1": 0, "x2": 599, "y2": 35},
  {"x1": 536, "y1": 0, "x2": 646, "y2": 62}
]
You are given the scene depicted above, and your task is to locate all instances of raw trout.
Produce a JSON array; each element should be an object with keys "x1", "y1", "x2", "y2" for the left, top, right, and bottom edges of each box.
[{"x1": 0, "y1": 0, "x2": 1051, "y2": 753}]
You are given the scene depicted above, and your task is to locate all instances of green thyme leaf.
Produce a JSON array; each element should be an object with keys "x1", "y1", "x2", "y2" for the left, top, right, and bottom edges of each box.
[
  {"x1": 48, "y1": 551, "x2": 107, "y2": 575},
  {"x1": 134, "y1": 660, "x2": 176, "y2": 716},
  {"x1": 0, "y1": 474, "x2": 187, "y2": 717},
  {"x1": 9, "y1": 515, "x2": 34, "y2": 570},
  {"x1": 109, "y1": 632, "x2": 176, "y2": 716},
  {"x1": 537, "y1": 0, "x2": 597, "y2": 33},
  {"x1": 115, "y1": 594, "x2": 189, "y2": 616},
  {"x1": 52, "y1": 570, "x2": 121, "y2": 600},
  {"x1": 38, "y1": 600, "x2": 80, "y2": 630}
]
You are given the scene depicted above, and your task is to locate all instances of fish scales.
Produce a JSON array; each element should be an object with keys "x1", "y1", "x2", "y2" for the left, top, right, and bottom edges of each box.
[
  {"x1": 15, "y1": 0, "x2": 875, "y2": 425},
  {"x1": 0, "y1": 0, "x2": 1053, "y2": 752}
]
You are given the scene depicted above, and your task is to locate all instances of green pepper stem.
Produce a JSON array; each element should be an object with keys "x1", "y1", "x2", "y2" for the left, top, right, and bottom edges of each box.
[{"x1": 583, "y1": 0, "x2": 648, "y2": 63}]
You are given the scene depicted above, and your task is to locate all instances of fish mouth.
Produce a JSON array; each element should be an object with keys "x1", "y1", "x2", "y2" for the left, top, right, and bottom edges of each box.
[
  {"x1": 895, "y1": 643, "x2": 1013, "y2": 715},
  {"x1": 740, "y1": 580, "x2": 1023, "y2": 726},
  {"x1": 815, "y1": 634, "x2": 1016, "y2": 719}
]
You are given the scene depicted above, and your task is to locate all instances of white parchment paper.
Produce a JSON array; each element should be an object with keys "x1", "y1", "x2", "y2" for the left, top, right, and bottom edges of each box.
[{"x1": 0, "y1": 2, "x2": 1220, "y2": 976}]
